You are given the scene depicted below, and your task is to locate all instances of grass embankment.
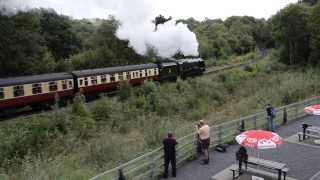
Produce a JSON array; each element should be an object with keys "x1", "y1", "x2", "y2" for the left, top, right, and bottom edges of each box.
[
  {"x1": 205, "y1": 50, "x2": 262, "y2": 67},
  {"x1": 1, "y1": 50, "x2": 320, "y2": 179}
]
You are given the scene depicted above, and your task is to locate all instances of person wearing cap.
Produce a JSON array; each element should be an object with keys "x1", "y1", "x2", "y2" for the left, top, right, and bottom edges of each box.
[
  {"x1": 163, "y1": 132, "x2": 178, "y2": 178},
  {"x1": 196, "y1": 120, "x2": 210, "y2": 164}
]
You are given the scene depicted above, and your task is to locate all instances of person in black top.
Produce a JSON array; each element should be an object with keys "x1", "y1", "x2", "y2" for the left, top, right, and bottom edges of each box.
[
  {"x1": 236, "y1": 145, "x2": 248, "y2": 173},
  {"x1": 118, "y1": 169, "x2": 126, "y2": 180},
  {"x1": 163, "y1": 132, "x2": 178, "y2": 178}
]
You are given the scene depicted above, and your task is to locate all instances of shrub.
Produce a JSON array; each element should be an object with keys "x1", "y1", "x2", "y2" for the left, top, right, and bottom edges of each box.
[
  {"x1": 70, "y1": 116, "x2": 96, "y2": 139},
  {"x1": 118, "y1": 81, "x2": 132, "y2": 102},
  {"x1": 91, "y1": 98, "x2": 119, "y2": 126},
  {"x1": 71, "y1": 93, "x2": 89, "y2": 117}
]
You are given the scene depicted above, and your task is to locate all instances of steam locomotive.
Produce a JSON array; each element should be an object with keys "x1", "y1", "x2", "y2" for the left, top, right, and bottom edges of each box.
[{"x1": 0, "y1": 58, "x2": 205, "y2": 110}]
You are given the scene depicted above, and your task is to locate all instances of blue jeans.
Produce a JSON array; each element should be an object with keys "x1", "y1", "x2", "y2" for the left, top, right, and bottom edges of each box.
[{"x1": 267, "y1": 116, "x2": 275, "y2": 131}]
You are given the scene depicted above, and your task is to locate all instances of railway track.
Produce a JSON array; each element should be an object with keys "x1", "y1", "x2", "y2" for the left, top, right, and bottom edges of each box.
[
  {"x1": 204, "y1": 61, "x2": 254, "y2": 75},
  {"x1": 0, "y1": 61, "x2": 255, "y2": 121}
]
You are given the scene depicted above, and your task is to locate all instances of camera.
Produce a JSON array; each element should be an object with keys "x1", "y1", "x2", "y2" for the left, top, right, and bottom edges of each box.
[{"x1": 196, "y1": 123, "x2": 201, "y2": 129}]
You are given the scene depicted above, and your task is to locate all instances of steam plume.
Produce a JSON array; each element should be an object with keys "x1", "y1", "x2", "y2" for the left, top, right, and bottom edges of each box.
[
  {"x1": 113, "y1": 0, "x2": 199, "y2": 58},
  {"x1": 0, "y1": 0, "x2": 199, "y2": 58}
]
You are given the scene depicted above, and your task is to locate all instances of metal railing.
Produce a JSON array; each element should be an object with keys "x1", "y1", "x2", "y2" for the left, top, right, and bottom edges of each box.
[{"x1": 90, "y1": 96, "x2": 319, "y2": 180}]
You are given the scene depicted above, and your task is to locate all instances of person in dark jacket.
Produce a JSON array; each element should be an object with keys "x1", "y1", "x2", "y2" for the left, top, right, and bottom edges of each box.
[
  {"x1": 266, "y1": 104, "x2": 275, "y2": 131},
  {"x1": 236, "y1": 145, "x2": 248, "y2": 173},
  {"x1": 118, "y1": 169, "x2": 126, "y2": 180},
  {"x1": 163, "y1": 132, "x2": 178, "y2": 178}
]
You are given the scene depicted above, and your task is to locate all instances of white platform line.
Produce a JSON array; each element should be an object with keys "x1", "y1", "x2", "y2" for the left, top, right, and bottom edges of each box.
[{"x1": 309, "y1": 170, "x2": 320, "y2": 180}]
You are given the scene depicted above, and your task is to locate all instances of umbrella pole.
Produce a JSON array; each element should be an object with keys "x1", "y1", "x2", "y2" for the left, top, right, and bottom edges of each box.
[{"x1": 258, "y1": 150, "x2": 260, "y2": 170}]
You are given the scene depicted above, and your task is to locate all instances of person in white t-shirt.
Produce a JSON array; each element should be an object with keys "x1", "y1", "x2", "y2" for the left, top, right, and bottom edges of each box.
[{"x1": 196, "y1": 120, "x2": 210, "y2": 164}]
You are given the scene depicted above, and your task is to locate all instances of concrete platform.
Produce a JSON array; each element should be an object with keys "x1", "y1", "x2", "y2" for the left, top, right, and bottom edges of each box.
[
  {"x1": 285, "y1": 133, "x2": 320, "y2": 149},
  {"x1": 163, "y1": 115, "x2": 320, "y2": 180}
]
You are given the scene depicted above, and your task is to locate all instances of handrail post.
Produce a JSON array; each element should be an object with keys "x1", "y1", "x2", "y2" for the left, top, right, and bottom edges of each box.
[
  {"x1": 239, "y1": 119, "x2": 245, "y2": 132},
  {"x1": 218, "y1": 127, "x2": 222, "y2": 144},
  {"x1": 149, "y1": 156, "x2": 155, "y2": 180},
  {"x1": 283, "y1": 107, "x2": 287, "y2": 125}
]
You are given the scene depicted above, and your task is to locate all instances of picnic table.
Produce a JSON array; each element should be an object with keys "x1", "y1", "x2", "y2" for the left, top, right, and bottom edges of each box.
[
  {"x1": 247, "y1": 156, "x2": 288, "y2": 180},
  {"x1": 298, "y1": 124, "x2": 320, "y2": 141},
  {"x1": 230, "y1": 156, "x2": 288, "y2": 179}
]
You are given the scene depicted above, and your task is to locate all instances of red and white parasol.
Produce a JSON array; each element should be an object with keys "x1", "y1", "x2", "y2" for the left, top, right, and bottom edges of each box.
[
  {"x1": 236, "y1": 130, "x2": 283, "y2": 149},
  {"x1": 304, "y1": 105, "x2": 320, "y2": 115}
]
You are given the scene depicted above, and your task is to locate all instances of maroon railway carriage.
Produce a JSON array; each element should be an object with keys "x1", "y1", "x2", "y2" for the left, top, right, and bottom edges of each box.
[
  {"x1": 0, "y1": 73, "x2": 74, "y2": 110},
  {"x1": 71, "y1": 63, "x2": 160, "y2": 95}
]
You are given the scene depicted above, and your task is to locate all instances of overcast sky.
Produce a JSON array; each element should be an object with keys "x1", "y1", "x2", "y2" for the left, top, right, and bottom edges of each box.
[{"x1": 4, "y1": 0, "x2": 298, "y2": 20}]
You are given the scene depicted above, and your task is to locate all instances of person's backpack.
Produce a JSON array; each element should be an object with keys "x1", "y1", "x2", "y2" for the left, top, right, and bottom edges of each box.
[
  {"x1": 215, "y1": 144, "x2": 227, "y2": 153},
  {"x1": 271, "y1": 108, "x2": 277, "y2": 117}
]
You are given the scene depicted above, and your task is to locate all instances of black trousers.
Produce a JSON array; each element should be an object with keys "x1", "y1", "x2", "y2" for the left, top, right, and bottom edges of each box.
[
  {"x1": 238, "y1": 159, "x2": 247, "y2": 171},
  {"x1": 164, "y1": 157, "x2": 176, "y2": 177},
  {"x1": 196, "y1": 140, "x2": 202, "y2": 155}
]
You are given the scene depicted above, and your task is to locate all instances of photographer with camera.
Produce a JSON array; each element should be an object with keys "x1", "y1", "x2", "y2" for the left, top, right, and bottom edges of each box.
[
  {"x1": 196, "y1": 120, "x2": 210, "y2": 165},
  {"x1": 196, "y1": 123, "x2": 203, "y2": 156}
]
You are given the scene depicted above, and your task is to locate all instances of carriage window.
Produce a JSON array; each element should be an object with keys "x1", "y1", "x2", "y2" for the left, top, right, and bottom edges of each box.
[
  {"x1": 49, "y1": 82, "x2": 58, "y2": 92},
  {"x1": 101, "y1": 75, "x2": 107, "y2": 83},
  {"x1": 0, "y1": 88, "x2": 4, "y2": 99},
  {"x1": 91, "y1": 76, "x2": 97, "y2": 85},
  {"x1": 135, "y1": 72, "x2": 139, "y2": 78},
  {"x1": 140, "y1": 70, "x2": 143, "y2": 77},
  {"x1": 68, "y1": 80, "x2": 73, "y2": 88},
  {"x1": 126, "y1": 72, "x2": 131, "y2": 80},
  {"x1": 32, "y1": 83, "x2": 42, "y2": 94},
  {"x1": 110, "y1": 74, "x2": 115, "y2": 82},
  {"x1": 154, "y1": 68, "x2": 158, "y2": 75},
  {"x1": 119, "y1": 73, "x2": 123, "y2": 81},
  {"x1": 84, "y1": 78, "x2": 88, "y2": 86},
  {"x1": 62, "y1": 80, "x2": 67, "y2": 90},
  {"x1": 14, "y1": 86, "x2": 24, "y2": 97},
  {"x1": 79, "y1": 79, "x2": 83, "y2": 86}
]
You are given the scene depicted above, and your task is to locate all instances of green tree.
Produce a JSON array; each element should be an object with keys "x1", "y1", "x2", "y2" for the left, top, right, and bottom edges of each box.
[
  {"x1": 270, "y1": 4, "x2": 310, "y2": 65},
  {"x1": 302, "y1": 0, "x2": 318, "y2": 5},
  {"x1": 71, "y1": 93, "x2": 89, "y2": 116},
  {"x1": 118, "y1": 81, "x2": 132, "y2": 102},
  {"x1": 0, "y1": 11, "x2": 55, "y2": 77},
  {"x1": 70, "y1": 19, "x2": 96, "y2": 50},
  {"x1": 71, "y1": 18, "x2": 147, "y2": 70},
  {"x1": 308, "y1": 3, "x2": 320, "y2": 64},
  {"x1": 38, "y1": 9, "x2": 81, "y2": 60}
]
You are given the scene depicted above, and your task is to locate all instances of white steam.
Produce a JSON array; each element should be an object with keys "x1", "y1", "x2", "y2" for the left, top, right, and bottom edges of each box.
[
  {"x1": 0, "y1": 0, "x2": 199, "y2": 58},
  {"x1": 113, "y1": 0, "x2": 199, "y2": 58}
]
